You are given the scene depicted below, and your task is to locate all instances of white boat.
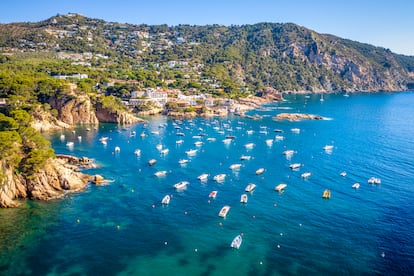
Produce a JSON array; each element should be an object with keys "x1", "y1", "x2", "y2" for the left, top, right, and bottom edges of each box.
[
  {"x1": 209, "y1": 190, "x2": 218, "y2": 198},
  {"x1": 174, "y1": 181, "x2": 189, "y2": 190},
  {"x1": 265, "y1": 139, "x2": 273, "y2": 146},
  {"x1": 134, "y1": 149, "x2": 141, "y2": 156},
  {"x1": 275, "y1": 135, "x2": 285, "y2": 140},
  {"x1": 246, "y1": 130, "x2": 254, "y2": 135},
  {"x1": 99, "y1": 137, "x2": 109, "y2": 143},
  {"x1": 218, "y1": 205, "x2": 231, "y2": 218},
  {"x1": 240, "y1": 155, "x2": 251, "y2": 161},
  {"x1": 255, "y1": 168, "x2": 265, "y2": 175},
  {"x1": 244, "y1": 143, "x2": 255, "y2": 149},
  {"x1": 368, "y1": 177, "x2": 381, "y2": 184},
  {"x1": 161, "y1": 195, "x2": 170, "y2": 205},
  {"x1": 186, "y1": 149, "x2": 197, "y2": 156},
  {"x1": 156, "y1": 144, "x2": 163, "y2": 151},
  {"x1": 77, "y1": 135, "x2": 82, "y2": 141},
  {"x1": 352, "y1": 183, "x2": 360, "y2": 189},
  {"x1": 207, "y1": 137, "x2": 216, "y2": 142},
  {"x1": 178, "y1": 159, "x2": 189, "y2": 165},
  {"x1": 213, "y1": 174, "x2": 226, "y2": 182},
  {"x1": 301, "y1": 172, "x2": 312, "y2": 179},
  {"x1": 275, "y1": 183, "x2": 287, "y2": 192},
  {"x1": 176, "y1": 139, "x2": 184, "y2": 144},
  {"x1": 291, "y1": 128, "x2": 301, "y2": 134},
  {"x1": 240, "y1": 194, "x2": 248, "y2": 203},
  {"x1": 289, "y1": 163, "x2": 301, "y2": 170},
  {"x1": 114, "y1": 146, "x2": 121, "y2": 153},
  {"x1": 323, "y1": 145, "x2": 334, "y2": 151},
  {"x1": 160, "y1": 148, "x2": 169, "y2": 155},
  {"x1": 60, "y1": 134, "x2": 65, "y2": 141},
  {"x1": 148, "y1": 159, "x2": 157, "y2": 166},
  {"x1": 245, "y1": 183, "x2": 256, "y2": 192},
  {"x1": 283, "y1": 150, "x2": 295, "y2": 156},
  {"x1": 229, "y1": 164, "x2": 242, "y2": 170},
  {"x1": 194, "y1": 141, "x2": 203, "y2": 147},
  {"x1": 154, "y1": 171, "x2": 167, "y2": 177},
  {"x1": 140, "y1": 132, "x2": 146, "y2": 138},
  {"x1": 340, "y1": 171, "x2": 347, "y2": 177},
  {"x1": 230, "y1": 234, "x2": 242, "y2": 249},
  {"x1": 197, "y1": 173, "x2": 209, "y2": 181},
  {"x1": 66, "y1": 141, "x2": 74, "y2": 147},
  {"x1": 222, "y1": 138, "x2": 232, "y2": 145}
]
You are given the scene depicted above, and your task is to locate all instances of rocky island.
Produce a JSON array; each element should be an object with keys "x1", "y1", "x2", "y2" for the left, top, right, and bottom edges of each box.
[{"x1": 273, "y1": 113, "x2": 324, "y2": 121}]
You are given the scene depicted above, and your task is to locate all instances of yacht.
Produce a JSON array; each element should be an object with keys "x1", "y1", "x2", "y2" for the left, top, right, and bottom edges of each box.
[
  {"x1": 301, "y1": 172, "x2": 312, "y2": 179},
  {"x1": 229, "y1": 164, "x2": 242, "y2": 170},
  {"x1": 161, "y1": 195, "x2": 170, "y2": 205},
  {"x1": 213, "y1": 174, "x2": 226, "y2": 182},
  {"x1": 230, "y1": 234, "x2": 242, "y2": 249},
  {"x1": 240, "y1": 194, "x2": 248, "y2": 203},
  {"x1": 209, "y1": 190, "x2": 218, "y2": 199},
  {"x1": 255, "y1": 168, "x2": 265, "y2": 175},
  {"x1": 218, "y1": 205, "x2": 231, "y2": 218},
  {"x1": 240, "y1": 155, "x2": 251, "y2": 161},
  {"x1": 197, "y1": 173, "x2": 209, "y2": 181},
  {"x1": 352, "y1": 183, "x2": 360, "y2": 189},
  {"x1": 289, "y1": 163, "x2": 301, "y2": 170},
  {"x1": 174, "y1": 181, "x2": 189, "y2": 190},
  {"x1": 244, "y1": 143, "x2": 255, "y2": 149},
  {"x1": 154, "y1": 171, "x2": 167, "y2": 177},
  {"x1": 185, "y1": 149, "x2": 197, "y2": 156},
  {"x1": 148, "y1": 159, "x2": 157, "y2": 166},
  {"x1": 245, "y1": 183, "x2": 257, "y2": 192},
  {"x1": 275, "y1": 183, "x2": 287, "y2": 192}
]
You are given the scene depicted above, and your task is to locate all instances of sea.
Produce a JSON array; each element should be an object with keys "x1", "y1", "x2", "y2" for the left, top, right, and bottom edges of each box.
[{"x1": 1, "y1": 92, "x2": 414, "y2": 275}]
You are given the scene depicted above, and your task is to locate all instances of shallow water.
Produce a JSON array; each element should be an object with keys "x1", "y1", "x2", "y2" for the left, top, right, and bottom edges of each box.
[{"x1": 1, "y1": 92, "x2": 414, "y2": 275}]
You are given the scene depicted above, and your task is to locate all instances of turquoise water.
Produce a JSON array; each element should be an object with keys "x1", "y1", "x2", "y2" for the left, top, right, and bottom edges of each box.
[{"x1": 1, "y1": 92, "x2": 414, "y2": 275}]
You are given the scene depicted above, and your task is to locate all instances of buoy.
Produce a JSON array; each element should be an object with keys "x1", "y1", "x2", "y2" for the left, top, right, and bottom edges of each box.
[
  {"x1": 277, "y1": 244, "x2": 280, "y2": 248},
  {"x1": 117, "y1": 225, "x2": 121, "y2": 229},
  {"x1": 164, "y1": 241, "x2": 168, "y2": 245},
  {"x1": 76, "y1": 219, "x2": 80, "y2": 223},
  {"x1": 259, "y1": 261, "x2": 263, "y2": 265},
  {"x1": 218, "y1": 222, "x2": 223, "y2": 226},
  {"x1": 184, "y1": 211, "x2": 188, "y2": 215},
  {"x1": 152, "y1": 204, "x2": 155, "y2": 208},
  {"x1": 194, "y1": 248, "x2": 198, "y2": 252}
]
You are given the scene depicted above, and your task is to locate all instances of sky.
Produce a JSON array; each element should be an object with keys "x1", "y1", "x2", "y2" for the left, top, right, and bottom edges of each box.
[{"x1": 0, "y1": 0, "x2": 413, "y2": 56}]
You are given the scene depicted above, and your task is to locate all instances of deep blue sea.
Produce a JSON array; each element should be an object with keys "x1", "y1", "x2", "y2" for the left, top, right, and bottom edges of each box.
[{"x1": 1, "y1": 92, "x2": 414, "y2": 275}]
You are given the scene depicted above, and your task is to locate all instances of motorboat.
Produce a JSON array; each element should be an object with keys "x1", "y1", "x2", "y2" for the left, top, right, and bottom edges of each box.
[
  {"x1": 218, "y1": 205, "x2": 231, "y2": 218},
  {"x1": 245, "y1": 183, "x2": 256, "y2": 192},
  {"x1": 154, "y1": 171, "x2": 167, "y2": 177},
  {"x1": 322, "y1": 189, "x2": 331, "y2": 199},
  {"x1": 213, "y1": 174, "x2": 226, "y2": 182},
  {"x1": 340, "y1": 171, "x2": 347, "y2": 177},
  {"x1": 174, "y1": 181, "x2": 189, "y2": 190},
  {"x1": 134, "y1": 149, "x2": 141, "y2": 156},
  {"x1": 194, "y1": 141, "x2": 203, "y2": 147},
  {"x1": 230, "y1": 234, "x2": 242, "y2": 249},
  {"x1": 352, "y1": 183, "x2": 360, "y2": 189},
  {"x1": 114, "y1": 146, "x2": 120, "y2": 153},
  {"x1": 255, "y1": 168, "x2": 265, "y2": 175},
  {"x1": 323, "y1": 145, "x2": 334, "y2": 151},
  {"x1": 289, "y1": 163, "x2": 301, "y2": 170},
  {"x1": 265, "y1": 139, "x2": 273, "y2": 146},
  {"x1": 178, "y1": 159, "x2": 189, "y2": 165},
  {"x1": 160, "y1": 148, "x2": 169, "y2": 155},
  {"x1": 368, "y1": 177, "x2": 381, "y2": 184},
  {"x1": 197, "y1": 173, "x2": 209, "y2": 181},
  {"x1": 176, "y1": 139, "x2": 184, "y2": 144},
  {"x1": 148, "y1": 159, "x2": 157, "y2": 166},
  {"x1": 301, "y1": 172, "x2": 311, "y2": 179},
  {"x1": 244, "y1": 143, "x2": 255, "y2": 149},
  {"x1": 275, "y1": 135, "x2": 284, "y2": 140},
  {"x1": 240, "y1": 194, "x2": 248, "y2": 203},
  {"x1": 222, "y1": 138, "x2": 232, "y2": 145},
  {"x1": 185, "y1": 149, "x2": 197, "y2": 156},
  {"x1": 291, "y1": 128, "x2": 301, "y2": 134},
  {"x1": 161, "y1": 195, "x2": 170, "y2": 205},
  {"x1": 229, "y1": 164, "x2": 242, "y2": 170},
  {"x1": 240, "y1": 155, "x2": 251, "y2": 161},
  {"x1": 209, "y1": 190, "x2": 218, "y2": 199},
  {"x1": 275, "y1": 183, "x2": 287, "y2": 192},
  {"x1": 283, "y1": 150, "x2": 295, "y2": 156},
  {"x1": 156, "y1": 144, "x2": 163, "y2": 151}
]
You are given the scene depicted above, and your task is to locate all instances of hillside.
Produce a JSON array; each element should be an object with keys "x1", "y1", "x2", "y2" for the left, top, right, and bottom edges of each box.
[{"x1": 1, "y1": 13, "x2": 413, "y2": 93}]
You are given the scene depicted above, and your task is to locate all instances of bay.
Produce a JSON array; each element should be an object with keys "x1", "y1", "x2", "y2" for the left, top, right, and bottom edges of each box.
[{"x1": 1, "y1": 92, "x2": 414, "y2": 275}]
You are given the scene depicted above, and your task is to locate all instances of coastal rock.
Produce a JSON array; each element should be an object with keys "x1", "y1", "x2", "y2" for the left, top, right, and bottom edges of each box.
[
  {"x1": 0, "y1": 157, "x2": 91, "y2": 208},
  {"x1": 95, "y1": 102, "x2": 145, "y2": 124},
  {"x1": 273, "y1": 113, "x2": 324, "y2": 121},
  {"x1": 91, "y1": 174, "x2": 105, "y2": 185},
  {"x1": 50, "y1": 94, "x2": 99, "y2": 126}
]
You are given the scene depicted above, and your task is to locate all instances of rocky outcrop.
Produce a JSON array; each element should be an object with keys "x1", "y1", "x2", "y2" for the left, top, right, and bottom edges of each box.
[
  {"x1": 31, "y1": 106, "x2": 71, "y2": 132},
  {"x1": 0, "y1": 157, "x2": 91, "y2": 208},
  {"x1": 95, "y1": 103, "x2": 145, "y2": 124},
  {"x1": 49, "y1": 94, "x2": 99, "y2": 125},
  {"x1": 273, "y1": 113, "x2": 324, "y2": 121}
]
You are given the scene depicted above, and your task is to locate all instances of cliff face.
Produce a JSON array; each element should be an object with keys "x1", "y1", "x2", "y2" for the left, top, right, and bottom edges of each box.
[
  {"x1": 0, "y1": 158, "x2": 90, "y2": 208},
  {"x1": 95, "y1": 102, "x2": 145, "y2": 124},
  {"x1": 49, "y1": 94, "x2": 99, "y2": 125}
]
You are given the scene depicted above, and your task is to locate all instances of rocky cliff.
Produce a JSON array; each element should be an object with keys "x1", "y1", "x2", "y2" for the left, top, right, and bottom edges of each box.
[
  {"x1": 95, "y1": 102, "x2": 145, "y2": 124},
  {"x1": 0, "y1": 157, "x2": 91, "y2": 208},
  {"x1": 49, "y1": 94, "x2": 99, "y2": 125}
]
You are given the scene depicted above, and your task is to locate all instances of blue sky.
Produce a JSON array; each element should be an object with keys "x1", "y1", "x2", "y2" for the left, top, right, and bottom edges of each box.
[{"x1": 1, "y1": 0, "x2": 413, "y2": 55}]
